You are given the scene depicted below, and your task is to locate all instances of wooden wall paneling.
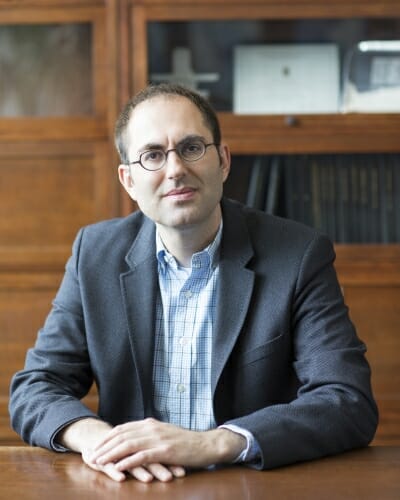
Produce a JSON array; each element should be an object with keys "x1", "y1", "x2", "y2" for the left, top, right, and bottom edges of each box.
[
  {"x1": 0, "y1": 1, "x2": 118, "y2": 445},
  {"x1": 130, "y1": 4, "x2": 148, "y2": 96},
  {"x1": 116, "y1": 1, "x2": 148, "y2": 216},
  {"x1": 0, "y1": 141, "x2": 113, "y2": 442},
  {"x1": 337, "y1": 248, "x2": 400, "y2": 445},
  {"x1": 0, "y1": 274, "x2": 63, "y2": 397},
  {"x1": 343, "y1": 285, "x2": 400, "y2": 445},
  {"x1": 0, "y1": 271, "x2": 99, "y2": 445},
  {"x1": 105, "y1": 0, "x2": 122, "y2": 137},
  {"x1": 118, "y1": 0, "x2": 133, "y2": 107},
  {"x1": 0, "y1": 141, "x2": 115, "y2": 271},
  {"x1": 0, "y1": 272, "x2": 63, "y2": 444}
]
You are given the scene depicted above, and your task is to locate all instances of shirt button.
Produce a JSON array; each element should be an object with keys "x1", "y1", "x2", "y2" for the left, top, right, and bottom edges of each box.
[
  {"x1": 184, "y1": 290, "x2": 192, "y2": 299},
  {"x1": 177, "y1": 384, "x2": 186, "y2": 393},
  {"x1": 179, "y1": 337, "x2": 190, "y2": 347}
]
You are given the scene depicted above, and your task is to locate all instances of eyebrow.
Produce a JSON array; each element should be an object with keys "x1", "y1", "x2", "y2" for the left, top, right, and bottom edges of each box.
[{"x1": 138, "y1": 134, "x2": 209, "y2": 153}]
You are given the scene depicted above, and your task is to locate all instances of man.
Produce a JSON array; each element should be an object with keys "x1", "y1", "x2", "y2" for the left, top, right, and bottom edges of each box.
[{"x1": 9, "y1": 83, "x2": 378, "y2": 483}]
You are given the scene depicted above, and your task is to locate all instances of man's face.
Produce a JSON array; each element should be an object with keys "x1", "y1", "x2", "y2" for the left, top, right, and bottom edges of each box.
[{"x1": 118, "y1": 95, "x2": 230, "y2": 233}]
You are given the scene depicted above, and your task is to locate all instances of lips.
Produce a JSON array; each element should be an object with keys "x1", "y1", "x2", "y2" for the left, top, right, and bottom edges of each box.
[{"x1": 164, "y1": 187, "x2": 196, "y2": 199}]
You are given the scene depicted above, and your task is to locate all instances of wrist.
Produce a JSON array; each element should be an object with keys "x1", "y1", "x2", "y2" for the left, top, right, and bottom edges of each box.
[
  {"x1": 209, "y1": 428, "x2": 247, "y2": 464},
  {"x1": 56, "y1": 418, "x2": 112, "y2": 453}
]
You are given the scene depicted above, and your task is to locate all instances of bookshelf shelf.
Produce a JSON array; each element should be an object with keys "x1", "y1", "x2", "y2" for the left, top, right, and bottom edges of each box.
[{"x1": 219, "y1": 113, "x2": 400, "y2": 154}]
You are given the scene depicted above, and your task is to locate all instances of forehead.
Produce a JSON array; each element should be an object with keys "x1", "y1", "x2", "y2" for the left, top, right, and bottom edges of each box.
[{"x1": 126, "y1": 95, "x2": 210, "y2": 149}]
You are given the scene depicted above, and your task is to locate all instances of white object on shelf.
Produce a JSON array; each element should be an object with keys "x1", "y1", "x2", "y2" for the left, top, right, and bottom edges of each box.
[
  {"x1": 233, "y1": 44, "x2": 340, "y2": 114},
  {"x1": 342, "y1": 40, "x2": 400, "y2": 113},
  {"x1": 151, "y1": 47, "x2": 219, "y2": 98}
]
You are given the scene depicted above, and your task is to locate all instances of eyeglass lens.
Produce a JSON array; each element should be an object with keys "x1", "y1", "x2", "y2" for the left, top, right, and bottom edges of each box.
[{"x1": 141, "y1": 138, "x2": 208, "y2": 170}]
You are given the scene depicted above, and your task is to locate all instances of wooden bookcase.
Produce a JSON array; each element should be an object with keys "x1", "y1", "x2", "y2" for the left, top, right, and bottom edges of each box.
[
  {"x1": 0, "y1": 0, "x2": 120, "y2": 443},
  {"x1": 1, "y1": 0, "x2": 399, "y2": 446},
  {"x1": 123, "y1": 0, "x2": 400, "y2": 445}
]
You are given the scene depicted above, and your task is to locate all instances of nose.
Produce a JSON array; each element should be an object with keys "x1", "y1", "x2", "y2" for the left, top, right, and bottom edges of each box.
[{"x1": 164, "y1": 149, "x2": 187, "y2": 178}]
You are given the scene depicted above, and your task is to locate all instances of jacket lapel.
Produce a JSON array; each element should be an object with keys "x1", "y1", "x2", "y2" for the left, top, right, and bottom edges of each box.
[
  {"x1": 119, "y1": 201, "x2": 256, "y2": 415},
  {"x1": 120, "y1": 218, "x2": 158, "y2": 415},
  {"x1": 212, "y1": 200, "x2": 255, "y2": 394}
]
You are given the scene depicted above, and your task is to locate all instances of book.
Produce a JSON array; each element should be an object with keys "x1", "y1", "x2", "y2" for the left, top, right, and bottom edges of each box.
[
  {"x1": 245, "y1": 152, "x2": 400, "y2": 244},
  {"x1": 368, "y1": 157, "x2": 380, "y2": 243},
  {"x1": 264, "y1": 156, "x2": 281, "y2": 215},
  {"x1": 335, "y1": 156, "x2": 350, "y2": 243},
  {"x1": 246, "y1": 156, "x2": 269, "y2": 209}
]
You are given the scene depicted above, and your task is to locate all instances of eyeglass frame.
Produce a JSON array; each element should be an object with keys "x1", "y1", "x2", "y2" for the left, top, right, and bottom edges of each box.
[{"x1": 127, "y1": 137, "x2": 220, "y2": 172}]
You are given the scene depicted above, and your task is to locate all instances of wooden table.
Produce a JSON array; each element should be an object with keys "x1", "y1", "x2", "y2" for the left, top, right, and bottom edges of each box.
[{"x1": 0, "y1": 446, "x2": 398, "y2": 499}]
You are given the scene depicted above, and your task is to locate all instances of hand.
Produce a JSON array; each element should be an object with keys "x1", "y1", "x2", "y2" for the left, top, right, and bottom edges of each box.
[
  {"x1": 82, "y1": 449, "x2": 185, "y2": 483},
  {"x1": 90, "y1": 418, "x2": 246, "y2": 477},
  {"x1": 57, "y1": 417, "x2": 185, "y2": 483}
]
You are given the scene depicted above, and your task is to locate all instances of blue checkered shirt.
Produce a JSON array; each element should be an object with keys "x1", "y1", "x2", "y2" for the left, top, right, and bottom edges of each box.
[
  {"x1": 152, "y1": 227, "x2": 220, "y2": 431},
  {"x1": 152, "y1": 224, "x2": 261, "y2": 464}
]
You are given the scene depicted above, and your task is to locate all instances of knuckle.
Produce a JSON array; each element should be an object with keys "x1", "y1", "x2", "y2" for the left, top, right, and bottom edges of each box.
[
  {"x1": 113, "y1": 424, "x2": 125, "y2": 433},
  {"x1": 161, "y1": 443, "x2": 173, "y2": 456}
]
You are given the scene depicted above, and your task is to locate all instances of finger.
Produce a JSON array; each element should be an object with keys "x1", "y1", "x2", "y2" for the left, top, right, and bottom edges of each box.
[
  {"x1": 95, "y1": 440, "x2": 143, "y2": 466},
  {"x1": 92, "y1": 424, "x2": 134, "y2": 452},
  {"x1": 145, "y1": 463, "x2": 174, "y2": 482},
  {"x1": 101, "y1": 463, "x2": 127, "y2": 482},
  {"x1": 129, "y1": 466, "x2": 154, "y2": 483},
  {"x1": 92, "y1": 434, "x2": 128, "y2": 459},
  {"x1": 82, "y1": 451, "x2": 126, "y2": 482},
  {"x1": 114, "y1": 449, "x2": 153, "y2": 471},
  {"x1": 169, "y1": 465, "x2": 186, "y2": 478}
]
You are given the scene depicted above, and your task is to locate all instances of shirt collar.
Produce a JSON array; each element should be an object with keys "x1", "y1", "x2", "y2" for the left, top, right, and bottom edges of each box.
[{"x1": 156, "y1": 221, "x2": 223, "y2": 271}]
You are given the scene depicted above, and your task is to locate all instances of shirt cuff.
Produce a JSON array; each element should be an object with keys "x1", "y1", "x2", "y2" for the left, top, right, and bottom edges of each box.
[{"x1": 218, "y1": 424, "x2": 262, "y2": 464}]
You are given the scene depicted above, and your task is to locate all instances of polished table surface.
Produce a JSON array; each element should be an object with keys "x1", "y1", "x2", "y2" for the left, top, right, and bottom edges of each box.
[{"x1": 0, "y1": 446, "x2": 399, "y2": 499}]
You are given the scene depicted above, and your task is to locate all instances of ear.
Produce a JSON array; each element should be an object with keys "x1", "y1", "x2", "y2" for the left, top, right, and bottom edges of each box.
[
  {"x1": 219, "y1": 143, "x2": 231, "y2": 183},
  {"x1": 118, "y1": 164, "x2": 137, "y2": 200}
]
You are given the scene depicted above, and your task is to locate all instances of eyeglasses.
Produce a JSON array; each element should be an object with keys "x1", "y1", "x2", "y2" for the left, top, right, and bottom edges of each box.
[{"x1": 129, "y1": 138, "x2": 219, "y2": 172}]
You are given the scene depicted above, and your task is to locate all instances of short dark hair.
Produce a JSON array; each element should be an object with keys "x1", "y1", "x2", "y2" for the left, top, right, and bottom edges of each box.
[{"x1": 114, "y1": 83, "x2": 221, "y2": 164}]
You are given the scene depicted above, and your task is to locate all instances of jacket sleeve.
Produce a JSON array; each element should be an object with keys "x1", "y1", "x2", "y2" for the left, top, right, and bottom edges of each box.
[
  {"x1": 9, "y1": 228, "x2": 99, "y2": 450},
  {"x1": 224, "y1": 233, "x2": 378, "y2": 469}
]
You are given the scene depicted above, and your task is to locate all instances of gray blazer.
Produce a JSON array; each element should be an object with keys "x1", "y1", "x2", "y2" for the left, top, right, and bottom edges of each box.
[{"x1": 9, "y1": 198, "x2": 378, "y2": 469}]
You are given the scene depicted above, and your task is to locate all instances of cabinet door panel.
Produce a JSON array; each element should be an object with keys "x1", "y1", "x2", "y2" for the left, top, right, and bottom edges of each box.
[
  {"x1": 0, "y1": 142, "x2": 115, "y2": 270},
  {"x1": 345, "y1": 285, "x2": 400, "y2": 445},
  {"x1": 0, "y1": 23, "x2": 92, "y2": 117}
]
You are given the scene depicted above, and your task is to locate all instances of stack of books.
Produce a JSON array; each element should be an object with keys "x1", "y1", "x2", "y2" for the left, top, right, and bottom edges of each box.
[{"x1": 245, "y1": 153, "x2": 400, "y2": 243}]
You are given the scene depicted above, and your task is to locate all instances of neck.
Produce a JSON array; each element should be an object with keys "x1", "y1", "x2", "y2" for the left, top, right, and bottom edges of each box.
[{"x1": 157, "y1": 211, "x2": 221, "y2": 267}]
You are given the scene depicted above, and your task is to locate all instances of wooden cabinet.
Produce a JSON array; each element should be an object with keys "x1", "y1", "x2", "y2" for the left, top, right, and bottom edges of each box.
[
  {"x1": 1, "y1": 0, "x2": 399, "y2": 446},
  {"x1": 123, "y1": 0, "x2": 400, "y2": 445},
  {"x1": 0, "y1": 0, "x2": 120, "y2": 443}
]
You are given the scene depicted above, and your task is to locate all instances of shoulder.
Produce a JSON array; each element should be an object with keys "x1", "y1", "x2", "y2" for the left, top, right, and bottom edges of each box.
[
  {"x1": 221, "y1": 197, "x2": 335, "y2": 264},
  {"x1": 81, "y1": 211, "x2": 146, "y2": 237},
  {"x1": 70, "y1": 211, "x2": 154, "y2": 266},
  {"x1": 222, "y1": 197, "x2": 329, "y2": 244}
]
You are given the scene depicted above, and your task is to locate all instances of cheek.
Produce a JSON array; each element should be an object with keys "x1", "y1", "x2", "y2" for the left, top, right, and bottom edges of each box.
[
  {"x1": 131, "y1": 174, "x2": 161, "y2": 204},
  {"x1": 208, "y1": 165, "x2": 226, "y2": 187}
]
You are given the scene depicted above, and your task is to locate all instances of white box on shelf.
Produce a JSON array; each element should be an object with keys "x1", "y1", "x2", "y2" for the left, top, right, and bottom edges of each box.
[
  {"x1": 233, "y1": 44, "x2": 340, "y2": 114},
  {"x1": 342, "y1": 40, "x2": 400, "y2": 113}
]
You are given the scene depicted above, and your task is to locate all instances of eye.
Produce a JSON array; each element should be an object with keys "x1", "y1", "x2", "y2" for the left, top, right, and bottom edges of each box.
[
  {"x1": 180, "y1": 140, "x2": 203, "y2": 158},
  {"x1": 142, "y1": 149, "x2": 164, "y2": 163}
]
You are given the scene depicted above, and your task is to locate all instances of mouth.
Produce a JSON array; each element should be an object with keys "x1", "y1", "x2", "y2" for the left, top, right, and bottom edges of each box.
[{"x1": 164, "y1": 187, "x2": 197, "y2": 201}]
